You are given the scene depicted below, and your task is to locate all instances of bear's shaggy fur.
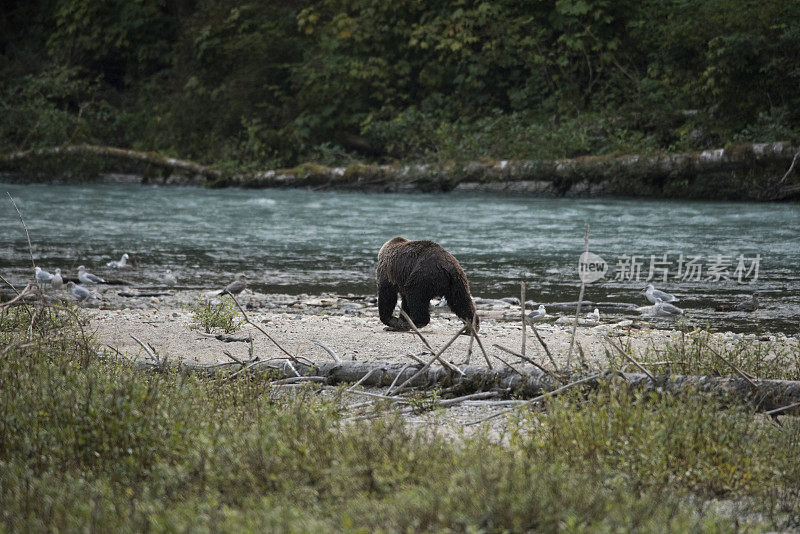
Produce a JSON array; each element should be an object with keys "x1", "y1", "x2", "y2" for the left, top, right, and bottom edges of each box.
[{"x1": 376, "y1": 237, "x2": 479, "y2": 331}]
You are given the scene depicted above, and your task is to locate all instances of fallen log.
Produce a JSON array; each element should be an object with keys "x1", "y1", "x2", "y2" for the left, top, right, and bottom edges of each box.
[
  {"x1": 2, "y1": 141, "x2": 798, "y2": 200},
  {"x1": 118, "y1": 357, "x2": 800, "y2": 414}
]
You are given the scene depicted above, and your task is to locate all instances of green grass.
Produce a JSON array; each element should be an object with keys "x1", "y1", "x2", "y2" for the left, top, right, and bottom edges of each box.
[
  {"x1": 614, "y1": 328, "x2": 800, "y2": 381},
  {"x1": 189, "y1": 297, "x2": 243, "y2": 334},
  {"x1": 1, "y1": 304, "x2": 798, "y2": 531}
]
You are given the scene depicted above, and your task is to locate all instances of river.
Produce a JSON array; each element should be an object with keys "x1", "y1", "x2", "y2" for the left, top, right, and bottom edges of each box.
[{"x1": 1, "y1": 182, "x2": 798, "y2": 332}]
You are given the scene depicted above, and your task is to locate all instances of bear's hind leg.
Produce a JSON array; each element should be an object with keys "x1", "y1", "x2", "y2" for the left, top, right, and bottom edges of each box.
[
  {"x1": 402, "y1": 292, "x2": 432, "y2": 329},
  {"x1": 378, "y1": 279, "x2": 409, "y2": 330}
]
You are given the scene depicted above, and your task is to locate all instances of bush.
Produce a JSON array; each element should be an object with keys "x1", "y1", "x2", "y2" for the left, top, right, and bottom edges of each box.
[{"x1": 189, "y1": 297, "x2": 242, "y2": 333}]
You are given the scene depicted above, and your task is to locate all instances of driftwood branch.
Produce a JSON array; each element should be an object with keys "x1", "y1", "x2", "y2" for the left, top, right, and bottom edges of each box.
[
  {"x1": 7, "y1": 192, "x2": 36, "y2": 271},
  {"x1": 567, "y1": 224, "x2": 589, "y2": 369},
  {"x1": 398, "y1": 308, "x2": 464, "y2": 375},
  {"x1": 115, "y1": 356, "x2": 800, "y2": 414}
]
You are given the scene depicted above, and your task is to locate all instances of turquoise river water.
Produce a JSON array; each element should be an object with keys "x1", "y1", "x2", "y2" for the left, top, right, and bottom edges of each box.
[{"x1": 1, "y1": 182, "x2": 798, "y2": 333}]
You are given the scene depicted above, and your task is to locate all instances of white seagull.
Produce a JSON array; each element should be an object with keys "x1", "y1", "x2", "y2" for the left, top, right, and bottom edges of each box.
[
  {"x1": 78, "y1": 265, "x2": 106, "y2": 285},
  {"x1": 642, "y1": 284, "x2": 678, "y2": 304},
  {"x1": 163, "y1": 269, "x2": 178, "y2": 287},
  {"x1": 106, "y1": 253, "x2": 129, "y2": 269},
  {"x1": 527, "y1": 304, "x2": 547, "y2": 322},
  {"x1": 586, "y1": 308, "x2": 600, "y2": 323},
  {"x1": 67, "y1": 281, "x2": 93, "y2": 302},
  {"x1": 654, "y1": 297, "x2": 684, "y2": 316},
  {"x1": 52, "y1": 268, "x2": 64, "y2": 289},
  {"x1": 34, "y1": 266, "x2": 54, "y2": 286}
]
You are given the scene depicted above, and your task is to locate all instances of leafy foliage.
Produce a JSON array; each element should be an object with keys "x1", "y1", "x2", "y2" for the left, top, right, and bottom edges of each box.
[
  {"x1": 189, "y1": 297, "x2": 242, "y2": 333},
  {"x1": 1, "y1": 304, "x2": 799, "y2": 530},
  {"x1": 1, "y1": 0, "x2": 799, "y2": 166}
]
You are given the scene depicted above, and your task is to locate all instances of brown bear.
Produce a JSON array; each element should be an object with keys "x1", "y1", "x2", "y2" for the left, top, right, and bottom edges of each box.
[{"x1": 377, "y1": 237, "x2": 479, "y2": 332}]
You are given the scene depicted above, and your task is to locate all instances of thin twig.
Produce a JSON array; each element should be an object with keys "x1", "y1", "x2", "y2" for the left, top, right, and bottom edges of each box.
[
  {"x1": 227, "y1": 293, "x2": 302, "y2": 364},
  {"x1": 387, "y1": 363, "x2": 413, "y2": 394},
  {"x1": 567, "y1": 224, "x2": 589, "y2": 369},
  {"x1": 775, "y1": 147, "x2": 800, "y2": 187},
  {"x1": 347, "y1": 368, "x2": 382, "y2": 391},
  {"x1": 398, "y1": 308, "x2": 464, "y2": 376},
  {"x1": 463, "y1": 315, "x2": 476, "y2": 365},
  {"x1": 463, "y1": 317, "x2": 492, "y2": 369},
  {"x1": 604, "y1": 335, "x2": 656, "y2": 383},
  {"x1": 7, "y1": 192, "x2": 36, "y2": 270},
  {"x1": 222, "y1": 350, "x2": 244, "y2": 366},
  {"x1": 391, "y1": 324, "x2": 469, "y2": 395},
  {"x1": 312, "y1": 339, "x2": 341, "y2": 362},
  {"x1": 0, "y1": 281, "x2": 34, "y2": 309},
  {"x1": 405, "y1": 353, "x2": 426, "y2": 365},
  {"x1": 284, "y1": 360, "x2": 301, "y2": 378},
  {"x1": 493, "y1": 343, "x2": 561, "y2": 382},
  {"x1": 521, "y1": 281, "x2": 527, "y2": 357},
  {"x1": 763, "y1": 401, "x2": 800, "y2": 417},
  {"x1": 130, "y1": 334, "x2": 158, "y2": 362},
  {"x1": 491, "y1": 351, "x2": 525, "y2": 377},
  {"x1": 273, "y1": 376, "x2": 326, "y2": 385},
  {"x1": 529, "y1": 323, "x2": 559, "y2": 372},
  {"x1": 466, "y1": 373, "x2": 601, "y2": 426},
  {"x1": 705, "y1": 343, "x2": 759, "y2": 391}
]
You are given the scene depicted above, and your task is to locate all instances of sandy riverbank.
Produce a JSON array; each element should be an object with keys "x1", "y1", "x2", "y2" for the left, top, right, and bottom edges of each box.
[{"x1": 86, "y1": 289, "x2": 796, "y2": 371}]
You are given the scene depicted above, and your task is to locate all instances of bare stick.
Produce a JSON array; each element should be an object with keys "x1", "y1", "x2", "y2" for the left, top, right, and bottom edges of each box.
[
  {"x1": 130, "y1": 334, "x2": 158, "y2": 362},
  {"x1": 227, "y1": 293, "x2": 301, "y2": 364},
  {"x1": 347, "y1": 368, "x2": 382, "y2": 392},
  {"x1": 520, "y1": 281, "x2": 527, "y2": 357},
  {"x1": 398, "y1": 308, "x2": 464, "y2": 376},
  {"x1": 463, "y1": 317, "x2": 492, "y2": 369},
  {"x1": 775, "y1": 147, "x2": 800, "y2": 188},
  {"x1": 273, "y1": 376, "x2": 326, "y2": 385},
  {"x1": 387, "y1": 363, "x2": 413, "y2": 394},
  {"x1": 567, "y1": 224, "x2": 589, "y2": 370},
  {"x1": 391, "y1": 325, "x2": 469, "y2": 395},
  {"x1": 225, "y1": 359, "x2": 271, "y2": 381},
  {"x1": 466, "y1": 372, "x2": 601, "y2": 426},
  {"x1": 284, "y1": 360, "x2": 301, "y2": 378},
  {"x1": 7, "y1": 192, "x2": 36, "y2": 270},
  {"x1": 493, "y1": 343, "x2": 561, "y2": 382},
  {"x1": 604, "y1": 335, "x2": 656, "y2": 383},
  {"x1": 529, "y1": 323, "x2": 559, "y2": 372},
  {"x1": 355, "y1": 391, "x2": 502, "y2": 421},
  {"x1": 463, "y1": 315, "x2": 476, "y2": 365},
  {"x1": 0, "y1": 281, "x2": 34, "y2": 308},
  {"x1": 491, "y1": 351, "x2": 525, "y2": 377},
  {"x1": 312, "y1": 339, "x2": 340, "y2": 363},
  {"x1": 705, "y1": 343, "x2": 759, "y2": 391},
  {"x1": 763, "y1": 401, "x2": 800, "y2": 417},
  {"x1": 405, "y1": 353, "x2": 426, "y2": 365},
  {"x1": 222, "y1": 350, "x2": 244, "y2": 366}
]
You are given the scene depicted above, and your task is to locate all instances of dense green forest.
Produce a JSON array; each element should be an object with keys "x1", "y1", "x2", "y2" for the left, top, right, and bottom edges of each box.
[{"x1": 1, "y1": 0, "x2": 799, "y2": 170}]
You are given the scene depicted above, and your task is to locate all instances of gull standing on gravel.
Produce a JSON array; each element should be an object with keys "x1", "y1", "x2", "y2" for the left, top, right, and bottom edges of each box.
[
  {"x1": 217, "y1": 273, "x2": 247, "y2": 296},
  {"x1": 34, "y1": 266, "x2": 54, "y2": 287},
  {"x1": 66, "y1": 281, "x2": 93, "y2": 302},
  {"x1": 78, "y1": 265, "x2": 106, "y2": 285},
  {"x1": 642, "y1": 284, "x2": 678, "y2": 304},
  {"x1": 106, "y1": 253, "x2": 129, "y2": 269},
  {"x1": 52, "y1": 268, "x2": 64, "y2": 289},
  {"x1": 527, "y1": 304, "x2": 547, "y2": 322},
  {"x1": 654, "y1": 297, "x2": 684, "y2": 316},
  {"x1": 586, "y1": 308, "x2": 600, "y2": 323},
  {"x1": 163, "y1": 269, "x2": 178, "y2": 287}
]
